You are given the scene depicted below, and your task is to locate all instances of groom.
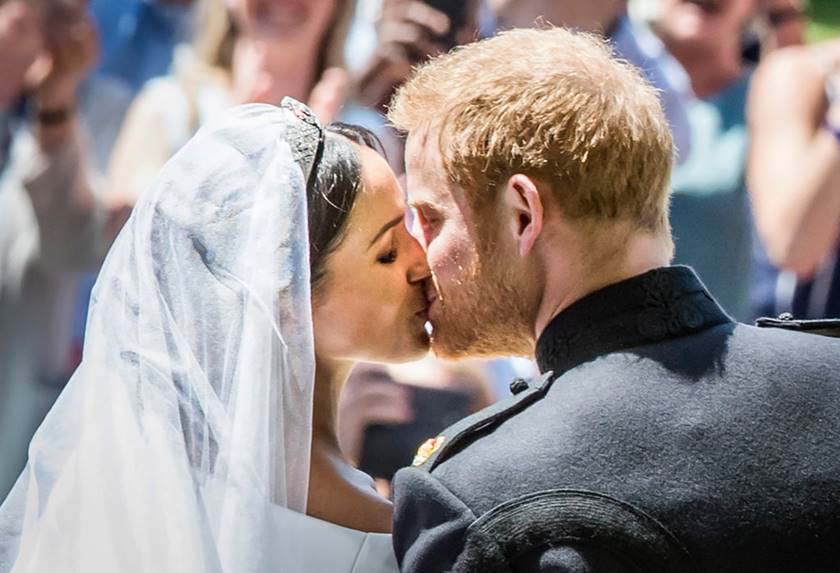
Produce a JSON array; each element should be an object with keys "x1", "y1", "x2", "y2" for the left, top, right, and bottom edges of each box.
[{"x1": 389, "y1": 28, "x2": 840, "y2": 572}]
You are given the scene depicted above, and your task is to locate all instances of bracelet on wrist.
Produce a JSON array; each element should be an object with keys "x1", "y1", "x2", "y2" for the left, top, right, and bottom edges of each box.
[{"x1": 32, "y1": 106, "x2": 74, "y2": 127}]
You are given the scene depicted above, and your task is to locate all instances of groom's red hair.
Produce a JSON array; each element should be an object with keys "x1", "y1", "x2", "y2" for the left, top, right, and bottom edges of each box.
[{"x1": 388, "y1": 27, "x2": 674, "y2": 239}]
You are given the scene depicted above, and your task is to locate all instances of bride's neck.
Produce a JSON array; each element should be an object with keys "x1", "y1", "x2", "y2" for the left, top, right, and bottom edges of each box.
[
  {"x1": 312, "y1": 355, "x2": 353, "y2": 452},
  {"x1": 308, "y1": 356, "x2": 393, "y2": 533}
]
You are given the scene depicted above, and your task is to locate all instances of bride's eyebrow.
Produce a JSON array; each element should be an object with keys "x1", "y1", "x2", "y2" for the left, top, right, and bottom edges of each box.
[{"x1": 368, "y1": 214, "x2": 404, "y2": 249}]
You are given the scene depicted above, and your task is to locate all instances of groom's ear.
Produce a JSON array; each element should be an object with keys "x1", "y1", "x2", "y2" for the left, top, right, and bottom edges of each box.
[{"x1": 501, "y1": 174, "x2": 544, "y2": 258}]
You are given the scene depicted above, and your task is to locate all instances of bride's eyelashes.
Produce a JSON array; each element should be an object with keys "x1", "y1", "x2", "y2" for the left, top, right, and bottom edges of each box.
[
  {"x1": 377, "y1": 248, "x2": 398, "y2": 264},
  {"x1": 377, "y1": 238, "x2": 398, "y2": 264}
]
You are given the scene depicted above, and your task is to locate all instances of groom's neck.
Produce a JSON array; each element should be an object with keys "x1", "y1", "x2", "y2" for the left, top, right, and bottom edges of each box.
[{"x1": 532, "y1": 228, "x2": 672, "y2": 340}]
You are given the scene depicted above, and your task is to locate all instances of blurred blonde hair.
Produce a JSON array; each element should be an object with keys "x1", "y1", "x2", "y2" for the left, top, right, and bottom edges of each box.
[
  {"x1": 193, "y1": 0, "x2": 355, "y2": 74},
  {"x1": 389, "y1": 27, "x2": 674, "y2": 237}
]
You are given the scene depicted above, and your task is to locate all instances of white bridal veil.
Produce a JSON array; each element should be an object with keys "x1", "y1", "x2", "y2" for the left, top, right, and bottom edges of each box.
[{"x1": 0, "y1": 101, "x2": 322, "y2": 572}]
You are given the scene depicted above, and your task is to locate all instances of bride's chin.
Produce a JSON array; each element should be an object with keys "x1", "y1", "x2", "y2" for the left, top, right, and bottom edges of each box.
[{"x1": 390, "y1": 326, "x2": 432, "y2": 364}]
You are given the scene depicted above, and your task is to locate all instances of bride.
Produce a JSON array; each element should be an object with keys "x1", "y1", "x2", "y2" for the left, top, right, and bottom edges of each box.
[{"x1": 0, "y1": 99, "x2": 433, "y2": 572}]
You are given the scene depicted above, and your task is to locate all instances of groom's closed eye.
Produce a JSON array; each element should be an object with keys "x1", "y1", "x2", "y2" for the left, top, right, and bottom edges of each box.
[{"x1": 410, "y1": 205, "x2": 441, "y2": 246}]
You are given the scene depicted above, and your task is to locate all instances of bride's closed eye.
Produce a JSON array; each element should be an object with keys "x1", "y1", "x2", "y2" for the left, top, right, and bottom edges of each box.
[{"x1": 377, "y1": 245, "x2": 398, "y2": 264}]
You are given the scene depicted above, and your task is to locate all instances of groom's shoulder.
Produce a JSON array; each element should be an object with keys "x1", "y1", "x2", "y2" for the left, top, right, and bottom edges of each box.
[{"x1": 411, "y1": 371, "x2": 557, "y2": 473}]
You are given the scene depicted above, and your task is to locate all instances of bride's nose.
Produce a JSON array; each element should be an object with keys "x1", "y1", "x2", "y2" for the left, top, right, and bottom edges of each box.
[{"x1": 406, "y1": 231, "x2": 431, "y2": 284}]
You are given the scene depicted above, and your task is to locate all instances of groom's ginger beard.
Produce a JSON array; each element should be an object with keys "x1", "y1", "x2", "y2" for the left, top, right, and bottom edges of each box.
[{"x1": 427, "y1": 220, "x2": 536, "y2": 359}]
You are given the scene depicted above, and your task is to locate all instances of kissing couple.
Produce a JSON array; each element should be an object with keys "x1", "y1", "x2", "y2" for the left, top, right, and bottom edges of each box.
[{"x1": 3, "y1": 27, "x2": 840, "y2": 573}]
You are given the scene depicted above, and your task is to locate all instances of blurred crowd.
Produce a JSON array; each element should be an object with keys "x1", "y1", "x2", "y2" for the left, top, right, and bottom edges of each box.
[{"x1": 1, "y1": 0, "x2": 839, "y2": 499}]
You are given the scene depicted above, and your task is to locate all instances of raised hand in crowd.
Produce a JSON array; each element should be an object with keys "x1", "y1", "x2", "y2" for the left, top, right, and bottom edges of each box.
[
  {"x1": 748, "y1": 39, "x2": 840, "y2": 279},
  {"x1": 25, "y1": 0, "x2": 99, "y2": 152},
  {"x1": 491, "y1": 0, "x2": 624, "y2": 33},
  {"x1": 237, "y1": 56, "x2": 350, "y2": 125},
  {"x1": 338, "y1": 364, "x2": 414, "y2": 469},
  {"x1": 354, "y1": 0, "x2": 479, "y2": 110}
]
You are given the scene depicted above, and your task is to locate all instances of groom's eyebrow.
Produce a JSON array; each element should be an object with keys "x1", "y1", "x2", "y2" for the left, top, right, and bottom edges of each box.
[
  {"x1": 368, "y1": 215, "x2": 404, "y2": 248},
  {"x1": 408, "y1": 199, "x2": 442, "y2": 212}
]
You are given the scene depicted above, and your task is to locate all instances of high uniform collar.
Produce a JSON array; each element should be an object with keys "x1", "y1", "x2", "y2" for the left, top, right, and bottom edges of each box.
[{"x1": 535, "y1": 266, "x2": 732, "y2": 375}]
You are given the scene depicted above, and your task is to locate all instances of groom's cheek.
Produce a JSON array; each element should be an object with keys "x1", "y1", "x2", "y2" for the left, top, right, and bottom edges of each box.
[{"x1": 429, "y1": 236, "x2": 467, "y2": 292}]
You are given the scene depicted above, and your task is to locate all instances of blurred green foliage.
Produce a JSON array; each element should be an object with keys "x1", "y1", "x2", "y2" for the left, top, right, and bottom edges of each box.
[{"x1": 808, "y1": 0, "x2": 840, "y2": 42}]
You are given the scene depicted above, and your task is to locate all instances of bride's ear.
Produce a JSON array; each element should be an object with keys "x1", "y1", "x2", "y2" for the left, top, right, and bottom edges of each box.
[{"x1": 501, "y1": 174, "x2": 544, "y2": 258}]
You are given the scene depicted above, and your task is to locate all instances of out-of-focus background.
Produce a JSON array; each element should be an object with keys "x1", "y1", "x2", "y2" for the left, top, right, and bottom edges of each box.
[{"x1": 2, "y1": 0, "x2": 840, "y2": 500}]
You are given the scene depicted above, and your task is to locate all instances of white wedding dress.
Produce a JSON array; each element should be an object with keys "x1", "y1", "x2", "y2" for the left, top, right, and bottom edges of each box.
[
  {"x1": 0, "y1": 101, "x2": 398, "y2": 573},
  {"x1": 263, "y1": 505, "x2": 397, "y2": 572}
]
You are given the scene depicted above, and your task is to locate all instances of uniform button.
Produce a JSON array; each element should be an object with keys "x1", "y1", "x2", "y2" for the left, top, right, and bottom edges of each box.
[{"x1": 509, "y1": 377, "x2": 530, "y2": 395}]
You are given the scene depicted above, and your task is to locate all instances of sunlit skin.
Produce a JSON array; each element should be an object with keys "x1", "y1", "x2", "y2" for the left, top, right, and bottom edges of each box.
[
  {"x1": 404, "y1": 127, "x2": 539, "y2": 359},
  {"x1": 403, "y1": 124, "x2": 669, "y2": 360},
  {"x1": 307, "y1": 142, "x2": 431, "y2": 533},
  {"x1": 312, "y1": 143, "x2": 432, "y2": 365},
  {"x1": 228, "y1": 0, "x2": 340, "y2": 107},
  {"x1": 656, "y1": 0, "x2": 755, "y2": 98}
]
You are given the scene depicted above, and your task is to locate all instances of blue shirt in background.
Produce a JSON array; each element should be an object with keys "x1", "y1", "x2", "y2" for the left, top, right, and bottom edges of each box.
[
  {"x1": 669, "y1": 71, "x2": 753, "y2": 321},
  {"x1": 90, "y1": 0, "x2": 195, "y2": 93}
]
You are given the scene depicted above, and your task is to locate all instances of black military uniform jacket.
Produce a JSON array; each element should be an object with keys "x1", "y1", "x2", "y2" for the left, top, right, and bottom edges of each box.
[{"x1": 392, "y1": 266, "x2": 840, "y2": 573}]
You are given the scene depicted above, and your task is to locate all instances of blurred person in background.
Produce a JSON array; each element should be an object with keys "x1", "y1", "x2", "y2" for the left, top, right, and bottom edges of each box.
[
  {"x1": 107, "y1": 0, "x2": 355, "y2": 204},
  {"x1": 0, "y1": 0, "x2": 130, "y2": 498},
  {"x1": 757, "y1": 0, "x2": 807, "y2": 51},
  {"x1": 353, "y1": 0, "x2": 482, "y2": 113},
  {"x1": 742, "y1": 0, "x2": 806, "y2": 63},
  {"x1": 653, "y1": 0, "x2": 757, "y2": 321},
  {"x1": 90, "y1": 0, "x2": 197, "y2": 92},
  {"x1": 748, "y1": 37, "x2": 840, "y2": 318},
  {"x1": 68, "y1": 0, "x2": 199, "y2": 420},
  {"x1": 491, "y1": 0, "x2": 694, "y2": 163},
  {"x1": 338, "y1": 358, "x2": 494, "y2": 497}
]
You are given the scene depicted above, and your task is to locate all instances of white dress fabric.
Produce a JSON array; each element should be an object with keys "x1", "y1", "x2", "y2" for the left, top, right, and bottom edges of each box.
[{"x1": 0, "y1": 101, "x2": 397, "y2": 572}]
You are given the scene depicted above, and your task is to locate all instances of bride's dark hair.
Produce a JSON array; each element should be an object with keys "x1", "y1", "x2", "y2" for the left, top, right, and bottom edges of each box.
[{"x1": 307, "y1": 123, "x2": 387, "y2": 291}]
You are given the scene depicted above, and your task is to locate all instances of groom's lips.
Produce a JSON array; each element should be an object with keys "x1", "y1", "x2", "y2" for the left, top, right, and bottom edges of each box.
[
  {"x1": 415, "y1": 294, "x2": 437, "y2": 319},
  {"x1": 415, "y1": 299, "x2": 432, "y2": 318},
  {"x1": 423, "y1": 295, "x2": 438, "y2": 318}
]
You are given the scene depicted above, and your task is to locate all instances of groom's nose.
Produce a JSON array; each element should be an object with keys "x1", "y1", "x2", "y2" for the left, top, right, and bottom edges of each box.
[{"x1": 406, "y1": 207, "x2": 429, "y2": 252}]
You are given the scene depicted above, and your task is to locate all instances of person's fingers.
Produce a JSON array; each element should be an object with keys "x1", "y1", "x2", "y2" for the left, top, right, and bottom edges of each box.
[
  {"x1": 1, "y1": 1, "x2": 42, "y2": 50},
  {"x1": 396, "y1": 1, "x2": 450, "y2": 37},
  {"x1": 1, "y1": 1, "x2": 38, "y2": 30},
  {"x1": 379, "y1": 17, "x2": 448, "y2": 52},
  {"x1": 243, "y1": 71, "x2": 274, "y2": 104},
  {"x1": 454, "y1": 24, "x2": 479, "y2": 48},
  {"x1": 362, "y1": 403, "x2": 414, "y2": 425},
  {"x1": 378, "y1": 21, "x2": 447, "y2": 63},
  {"x1": 42, "y1": 10, "x2": 98, "y2": 75},
  {"x1": 357, "y1": 382, "x2": 409, "y2": 404},
  {"x1": 308, "y1": 67, "x2": 349, "y2": 124},
  {"x1": 346, "y1": 382, "x2": 414, "y2": 422},
  {"x1": 23, "y1": 52, "x2": 52, "y2": 90},
  {"x1": 368, "y1": 388, "x2": 414, "y2": 423}
]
